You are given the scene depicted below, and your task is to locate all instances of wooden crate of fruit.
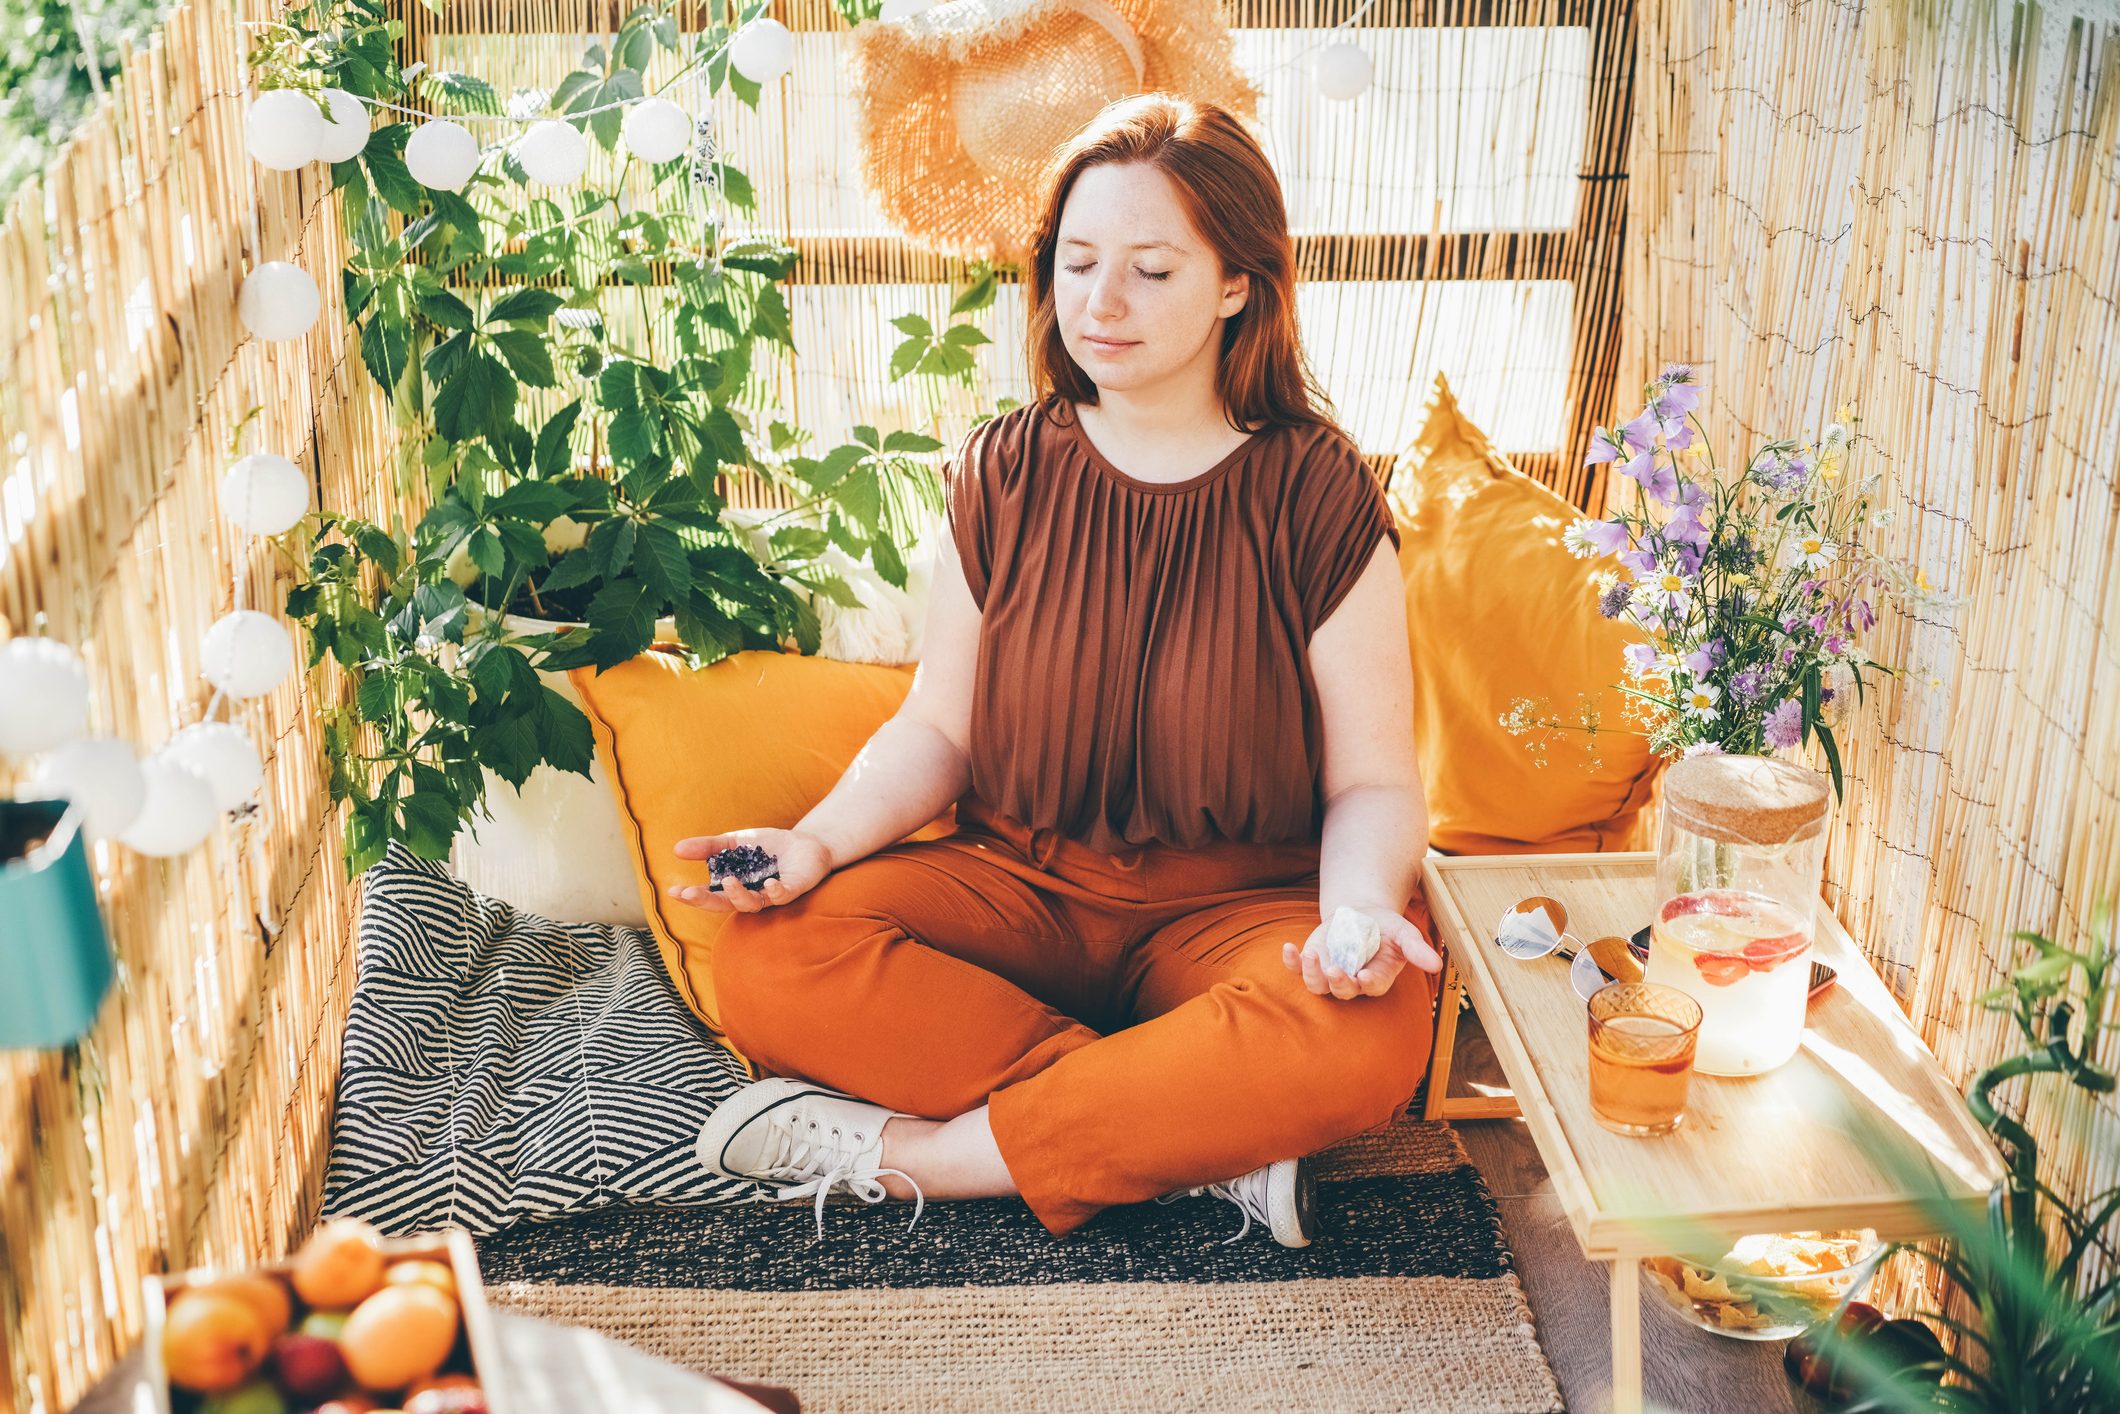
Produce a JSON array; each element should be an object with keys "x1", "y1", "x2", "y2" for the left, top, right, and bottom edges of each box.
[{"x1": 143, "y1": 1220, "x2": 508, "y2": 1414}]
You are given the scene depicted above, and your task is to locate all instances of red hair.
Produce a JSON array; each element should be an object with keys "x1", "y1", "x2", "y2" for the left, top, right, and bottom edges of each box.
[{"x1": 1024, "y1": 93, "x2": 1341, "y2": 438}]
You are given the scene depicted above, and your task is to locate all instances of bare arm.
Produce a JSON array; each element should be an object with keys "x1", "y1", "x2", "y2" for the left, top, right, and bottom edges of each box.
[
  {"x1": 790, "y1": 526, "x2": 983, "y2": 870},
  {"x1": 1282, "y1": 539, "x2": 1441, "y2": 1000}
]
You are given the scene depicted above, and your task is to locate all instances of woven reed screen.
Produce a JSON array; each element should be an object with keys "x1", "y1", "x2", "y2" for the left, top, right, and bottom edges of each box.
[
  {"x1": 0, "y1": 2, "x2": 398, "y2": 1409},
  {"x1": 1620, "y1": 0, "x2": 2120, "y2": 1282}
]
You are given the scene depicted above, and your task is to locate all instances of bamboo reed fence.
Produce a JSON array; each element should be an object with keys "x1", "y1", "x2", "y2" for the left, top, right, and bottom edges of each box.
[
  {"x1": 1619, "y1": 0, "x2": 2120, "y2": 1292},
  {"x1": 2, "y1": 0, "x2": 2116, "y2": 1408}
]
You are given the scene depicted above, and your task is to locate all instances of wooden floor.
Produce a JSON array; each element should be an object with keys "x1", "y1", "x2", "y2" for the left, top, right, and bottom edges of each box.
[{"x1": 1448, "y1": 1007, "x2": 1824, "y2": 1414}]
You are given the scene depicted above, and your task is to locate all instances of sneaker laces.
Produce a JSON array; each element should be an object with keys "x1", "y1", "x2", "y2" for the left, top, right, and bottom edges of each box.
[
  {"x1": 1157, "y1": 1169, "x2": 1270, "y2": 1245},
  {"x1": 748, "y1": 1113, "x2": 926, "y2": 1240}
]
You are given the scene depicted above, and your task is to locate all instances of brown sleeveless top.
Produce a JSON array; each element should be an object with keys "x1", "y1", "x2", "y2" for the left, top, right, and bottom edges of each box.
[{"x1": 944, "y1": 398, "x2": 1400, "y2": 853}]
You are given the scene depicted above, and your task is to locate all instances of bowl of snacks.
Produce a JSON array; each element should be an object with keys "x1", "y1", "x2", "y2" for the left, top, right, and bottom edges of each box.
[
  {"x1": 145, "y1": 1219, "x2": 506, "y2": 1413},
  {"x1": 1641, "y1": 1229, "x2": 1885, "y2": 1340}
]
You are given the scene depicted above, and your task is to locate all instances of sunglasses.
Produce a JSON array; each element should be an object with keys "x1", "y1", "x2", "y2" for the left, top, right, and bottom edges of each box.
[{"x1": 1493, "y1": 896, "x2": 1645, "y2": 1001}]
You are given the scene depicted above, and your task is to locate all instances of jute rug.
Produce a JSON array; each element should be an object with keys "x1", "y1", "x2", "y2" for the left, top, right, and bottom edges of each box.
[{"x1": 476, "y1": 1119, "x2": 1564, "y2": 1413}]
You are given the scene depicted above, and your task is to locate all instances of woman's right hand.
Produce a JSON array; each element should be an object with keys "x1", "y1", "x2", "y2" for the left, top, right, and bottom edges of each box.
[{"x1": 668, "y1": 828, "x2": 836, "y2": 913}]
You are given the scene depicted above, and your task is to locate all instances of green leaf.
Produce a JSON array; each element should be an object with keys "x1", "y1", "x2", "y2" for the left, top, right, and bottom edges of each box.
[
  {"x1": 476, "y1": 706, "x2": 543, "y2": 788},
  {"x1": 636, "y1": 522, "x2": 693, "y2": 600},
  {"x1": 608, "y1": 409, "x2": 661, "y2": 470},
  {"x1": 495, "y1": 520, "x2": 549, "y2": 568},
  {"x1": 400, "y1": 791, "x2": 462, "y2": 860},
  {"x1": 891, "y1": 313, "x2": 934, "y2": 339},
  {"x1": 882, "y1": 430, "x2": 945, "y2": 453},
  {"x1": 887, "y1": 337, "x2": 923, "y2": 383},
  {"x1": 534, "y1": 401, "x2": 582, "y2": 478},
  {"x1": 713, "y1": 163, "x2": 755, "y2": 209},
  {"x1": 950, "y1": 269, "x2": 998, "y2": 314},
  {"x1": 490, "y1": 329, "x2": 558, "y2": 388},
  {"x1": 432, "y1": 349, "x2": 515, "y2": 446},
  {"x1": 490, "y1": 481, "x2": 573, "y2": 523},
  {"x1": 1817, "y1": 721, "x2": 1844, "y2": 799},
  {"x1": 585, "y1": 577, "x2": 657, "y2": 668},
  {"x1": 536, "y1": 688, "x2": 595, "y2": 776},
  {"x1": 538, "y1": 548, "x2": 601, "y2": 593},
  {"x1": 427, "y1": 70, "x2": 501, "y2": 116},
  {"x1": 359, "y1": 310, "x2": 412, "y2": 393},
  {"x1": 485, "y1": 288, "x2": 563, "y2": 325},
  {"x1": 416, "y1": 285, "x2": 478, "y2": 331},
  {"x1": 589, "y1": 516, "x2": 638, "y2": 577},
  {"x1": 356, "y1": 669, "x2": 398, "y2": 723},
  {"x1": 851, "y1": 424, "x2": 881, "y2": 450},
  {"x1": 837, "y1": 467, "x2": 883, "y2": 532},
  {"x1": 942, "y1": 322, "x2": 991, "y2": 348},
  {"x1": 750, "y1": 283, "x2": 794, "y2": 348},
  {"x1": 721, "y1": 237, "x2": 798, "y2": 278}
]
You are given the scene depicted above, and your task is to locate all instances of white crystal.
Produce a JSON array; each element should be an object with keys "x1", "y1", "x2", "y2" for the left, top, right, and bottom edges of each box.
[{"x1": 1324, "y1": 906, "x2": 1383, "y2": 975}]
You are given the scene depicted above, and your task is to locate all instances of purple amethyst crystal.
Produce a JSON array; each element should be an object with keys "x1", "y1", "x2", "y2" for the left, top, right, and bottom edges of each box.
[{"x1": 707, "y1": 843, "x2": 781, "y2": 892}]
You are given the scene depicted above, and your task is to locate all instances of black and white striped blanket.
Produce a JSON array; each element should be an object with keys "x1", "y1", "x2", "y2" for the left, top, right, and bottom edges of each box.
[{"x1": 322, "y1": 846, "x2": 755, "y2": 1236}]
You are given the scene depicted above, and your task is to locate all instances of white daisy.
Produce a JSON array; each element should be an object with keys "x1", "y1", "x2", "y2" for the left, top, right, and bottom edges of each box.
[
  {"x1": 1797, "y1": 535, "x2": 1839, "y2": 572},
  {"x1": 1681, "y1": 682, "x2": 1721, "y2": 720}
]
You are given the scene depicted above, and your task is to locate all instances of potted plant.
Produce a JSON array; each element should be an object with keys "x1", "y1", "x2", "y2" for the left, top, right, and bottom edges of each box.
[
  {"x1": 257, "y1": 2, "x2": 1002, "y2": 886},
  {"x1": 1792, "y1": 902, "x2": 2120, "y2": 1411}
]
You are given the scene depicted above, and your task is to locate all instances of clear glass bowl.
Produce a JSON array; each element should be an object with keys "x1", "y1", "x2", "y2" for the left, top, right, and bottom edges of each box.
[{"x1": 1640, "y1": 1229, "x2": 1884, "y2": 1340}]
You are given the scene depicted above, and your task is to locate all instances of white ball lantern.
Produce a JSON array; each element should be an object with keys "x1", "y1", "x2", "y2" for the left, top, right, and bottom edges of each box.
[
  {"x1": 314, "y1": 88, "x2": 372, "y2": 163},
  {"x1": 200, "y1": 611, "x2": 296, "y2": 701},
  {"x1": 405, "y1": 119, "x2": 482, "y2": 193},
  {"x1": 236, "y1": 262, "x2": 320, "y2": 343},
  {"x1": 165, "y1": 722, "x2": 264, "y2": 812},
  {"x1": 244, "y1": 89, "x2": 324, "y2": 170},
  {"x1": 1313, "y1": 42, "x2": 1374, "y2": 102},
  {"x1": 516, "y1": 120, "x2": 590, "y2": 187},
  {"x1": 30, "y1": 737, "x2": 145, "y2": 838},
  {"x1": 730, "y1": 19, "x2": 795, "y2": 84},
  {"x1": 621, "y1": 98, "x2": 691, "y2": 164},
  {"x1": 0, "y1": 636, "x2": 91, "y2": 757},
  {"x1": 220, "y1": 453, "x2": 310, "y2": 537},
  {"x1": 119, "y1": 755, "x2": 219, "y2": 858},
  {"x1": 879, "y1": 0, "x2": 934, "y2": 20}
]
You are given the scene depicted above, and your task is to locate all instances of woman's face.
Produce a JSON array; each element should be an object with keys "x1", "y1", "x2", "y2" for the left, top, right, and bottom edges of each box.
[{"x1": 1052, "y1": 162, "x2": 1249, "y2": 400}]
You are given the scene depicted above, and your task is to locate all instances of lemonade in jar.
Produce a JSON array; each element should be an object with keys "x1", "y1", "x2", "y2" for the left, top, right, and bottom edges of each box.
[{"x1": 1645, "y1": 755, "x2": 1831, "y2": 1076}]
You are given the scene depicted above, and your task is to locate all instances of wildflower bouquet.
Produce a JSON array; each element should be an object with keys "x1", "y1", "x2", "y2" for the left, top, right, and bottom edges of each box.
[{"x1": 1524, "y1": 365, "x2": 1927, "y2": 799}]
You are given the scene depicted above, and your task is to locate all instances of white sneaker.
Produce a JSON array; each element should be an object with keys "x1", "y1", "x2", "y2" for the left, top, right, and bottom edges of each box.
[
  {"x1": 1161, "y1": 1157, "x2": 1317, "y2": 1248},
  {"x1": 696, "y1": 1078, "x2": 925, "y2": 1238}
]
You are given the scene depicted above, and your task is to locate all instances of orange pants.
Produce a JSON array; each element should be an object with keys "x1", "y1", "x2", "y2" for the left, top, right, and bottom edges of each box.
[{"x1": 713, "y1": 794, "x2": 1436, "y2": 1236}]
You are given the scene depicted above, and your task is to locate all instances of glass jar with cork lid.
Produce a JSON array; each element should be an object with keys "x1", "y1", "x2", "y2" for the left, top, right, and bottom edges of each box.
[{"x1": 1642, "y1": 754, "x2": 1831, "y2": 1076}]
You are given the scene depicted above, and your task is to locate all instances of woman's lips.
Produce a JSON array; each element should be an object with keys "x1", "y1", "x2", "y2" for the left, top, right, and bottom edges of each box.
[{"x1": 1081, "y1": 335, "x2": 1138, "y2": 355}]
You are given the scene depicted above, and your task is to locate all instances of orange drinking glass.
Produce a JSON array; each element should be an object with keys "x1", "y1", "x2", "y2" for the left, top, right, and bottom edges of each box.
[{"x1": 1586, "y1": 982, "x2": 1703, "y2": 1137}]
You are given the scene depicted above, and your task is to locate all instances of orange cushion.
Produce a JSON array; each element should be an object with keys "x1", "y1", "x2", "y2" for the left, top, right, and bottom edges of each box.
[
  {"x1": 1391, "y1": 375, "x2": 1663, "y2": 853},
  {"x1": 569, "y1": 648, "x2": 956, "y2": 1038}
]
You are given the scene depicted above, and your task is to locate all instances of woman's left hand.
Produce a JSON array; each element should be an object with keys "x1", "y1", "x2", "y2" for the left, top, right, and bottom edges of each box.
[{"x1": 1282, "y1": 905, "x2": 1441, "y2": 1001}]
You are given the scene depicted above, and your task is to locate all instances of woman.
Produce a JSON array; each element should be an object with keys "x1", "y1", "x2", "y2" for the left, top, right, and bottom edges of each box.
[{"x1": 676, "y1": 94, "x2": 1439, "y2": 1248}]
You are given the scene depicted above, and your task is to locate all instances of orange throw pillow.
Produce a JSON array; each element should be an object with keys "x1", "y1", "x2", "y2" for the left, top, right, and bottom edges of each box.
[
  {"x1": 1391, "y1": 375, "x2": 1663, "y2": 853},
  {"x1": 569, "y1": 648, "x2": 956, "y2": 1038}
]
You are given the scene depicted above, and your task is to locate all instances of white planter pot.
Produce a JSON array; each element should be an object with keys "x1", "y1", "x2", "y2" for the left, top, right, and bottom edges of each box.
[{"x1": 448, "y1": 613, "x2": 657, "y2": 927}]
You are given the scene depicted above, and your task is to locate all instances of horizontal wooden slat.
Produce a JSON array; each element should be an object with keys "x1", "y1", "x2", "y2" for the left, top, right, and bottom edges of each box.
[{"x1": 411, "y1": 0, "x2": 1594, "y2": 36}]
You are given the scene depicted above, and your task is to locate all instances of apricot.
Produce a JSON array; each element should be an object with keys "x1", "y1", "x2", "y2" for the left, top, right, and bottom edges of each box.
[
  {"x1": 290, "y1": 1218, "x2": 387, "y2": 1309},
  {"x1": 162, "y1": 1288, "x2": 270, "y2": 1393},
  {"x1": 384, "y1": 1259, "x2": 458, "y2": 1300},
  {"x1": 192, "y1": 1273, "x2": 294, "y2": 1340},
  {"x1": 339, "y1": 1283, "x2": 460, "y2": 1391}
]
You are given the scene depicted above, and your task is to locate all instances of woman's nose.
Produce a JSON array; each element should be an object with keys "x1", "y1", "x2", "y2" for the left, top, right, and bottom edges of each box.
[{"x1": 1086, "y1": 268, "x2": 1126, "y2": 320}]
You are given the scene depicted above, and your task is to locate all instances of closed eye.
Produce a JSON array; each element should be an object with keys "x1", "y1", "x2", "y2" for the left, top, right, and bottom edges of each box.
[{"x1": 1062, "y1": 262, "x2": 1172, "y2": 281}]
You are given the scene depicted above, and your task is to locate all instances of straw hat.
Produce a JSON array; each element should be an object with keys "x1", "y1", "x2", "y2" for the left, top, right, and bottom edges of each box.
[{"x1": 846, "y1": 0, "x2": 1260, "y2": 261}]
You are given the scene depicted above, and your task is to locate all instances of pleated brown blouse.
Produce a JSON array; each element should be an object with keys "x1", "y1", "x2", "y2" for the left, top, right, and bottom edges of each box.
[{"x1": 945, "y1": 397, "x2": 1401, "y2": 854}]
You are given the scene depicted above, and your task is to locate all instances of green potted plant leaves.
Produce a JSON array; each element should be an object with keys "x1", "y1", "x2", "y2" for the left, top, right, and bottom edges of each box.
[
  {"x1": 1796, "y1": 903, "x2": 2120, "y2": 1412},
  {"x1": 261, "y1": 2, "x2": 980, "y2": 879}
]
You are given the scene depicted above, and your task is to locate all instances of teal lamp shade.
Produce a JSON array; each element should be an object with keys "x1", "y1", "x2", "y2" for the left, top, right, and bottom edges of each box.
[{"x1": 1, "y1": 798, "x2": 114, "y2": 1049}]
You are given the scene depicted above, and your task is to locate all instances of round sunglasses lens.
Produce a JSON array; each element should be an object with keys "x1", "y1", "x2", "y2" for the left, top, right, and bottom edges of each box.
[{"x1": 1495, "y1": 897, "x2": 1566, "y2": 959}]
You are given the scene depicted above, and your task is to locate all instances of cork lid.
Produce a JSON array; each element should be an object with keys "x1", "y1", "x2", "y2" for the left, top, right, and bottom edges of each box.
[{"x1": 1663, "y1": 753, "x2": 1830, "y2": 845}]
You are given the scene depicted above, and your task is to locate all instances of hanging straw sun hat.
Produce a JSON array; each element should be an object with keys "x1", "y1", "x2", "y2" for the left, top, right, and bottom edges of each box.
[{"x1": 846, "y1": 0, "x2": 1260, "y2": 261}]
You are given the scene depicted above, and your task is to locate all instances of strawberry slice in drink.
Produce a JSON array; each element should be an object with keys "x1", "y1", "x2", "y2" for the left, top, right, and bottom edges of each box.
[{"x1": 1694, "y1": 953, "x2": 1752, "y2": 987}]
